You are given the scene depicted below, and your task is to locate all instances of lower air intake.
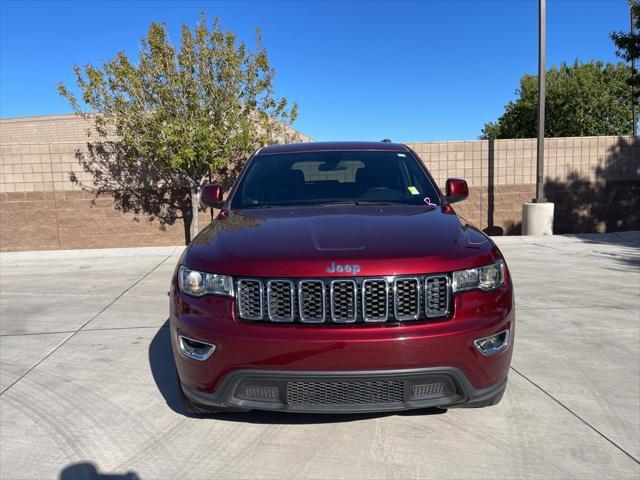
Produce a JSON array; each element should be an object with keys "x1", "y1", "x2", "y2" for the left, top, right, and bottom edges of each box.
[
  {"x1": 412, "y1": 382, "x2": 446, "y2": 399},
  {"x1": 243, "y1": 385, "x2": 279, "y2": 400},
  {"x1": 286, "y1": 380, "x2": 404, "y2": 406}
]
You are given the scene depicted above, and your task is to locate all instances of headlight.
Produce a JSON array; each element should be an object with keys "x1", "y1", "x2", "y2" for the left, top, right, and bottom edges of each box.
[
  {"x1": 178, "y1": 266, "x2": 234, "y2": 297},
  {"x1": 452, "y1": 260, "x2": 504, "y2": 292}
]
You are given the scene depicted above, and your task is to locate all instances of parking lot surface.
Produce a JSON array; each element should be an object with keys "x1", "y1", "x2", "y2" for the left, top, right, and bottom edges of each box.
[{"x1": 1, "y1": 232, "x2": 639, "y2": 479}]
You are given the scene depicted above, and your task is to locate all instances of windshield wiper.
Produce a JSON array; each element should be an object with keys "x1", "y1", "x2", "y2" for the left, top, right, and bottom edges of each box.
[
  {"x1": 238, "y1": 204, "x2": 282, "y2": 210},
  {"x1": 355, "y1": 200, "x2": 415, "y2": 205},
  {"x1": 242, "y1": 200, "x2": 421, "y2": 209},
  {"x1": 317, "y1": 201, "x2": 361, "y2": 206},
  {"x1": 317, "y1": 200, "x2": 419, "y2": 207}
]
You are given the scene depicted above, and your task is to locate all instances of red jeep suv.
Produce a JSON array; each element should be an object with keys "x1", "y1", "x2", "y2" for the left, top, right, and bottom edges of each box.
[{"x1": 170, "y1": 141, "x2": 514, "y2": 414}]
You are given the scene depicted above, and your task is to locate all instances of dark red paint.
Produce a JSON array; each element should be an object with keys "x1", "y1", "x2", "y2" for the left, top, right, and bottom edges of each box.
[
  {"x1": 445, "y1": 178, "x2": 469, "y2": 204},
  {"x1": 200, "y1": 183, "x2": 223, "y2": 207},
  {"x1": 170, "y1": 142, "x2": 514, "y2": 411}
]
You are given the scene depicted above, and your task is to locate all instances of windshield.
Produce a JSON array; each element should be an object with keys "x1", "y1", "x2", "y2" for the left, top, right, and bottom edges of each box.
[{"x1": 230, "y1": 150, "x2": 440, "y2": 209}]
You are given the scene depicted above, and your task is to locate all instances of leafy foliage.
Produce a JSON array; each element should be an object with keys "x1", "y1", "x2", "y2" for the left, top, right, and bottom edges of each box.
[
  {"x1": 610, "y1": 0, "x2": 640, "y2": 105},
  {"x1": 481, "y1": 61, "x2": 633, "y2": 139},
  {"x1": 58, "y1": 15, "x2": 297, "y2": 243}
]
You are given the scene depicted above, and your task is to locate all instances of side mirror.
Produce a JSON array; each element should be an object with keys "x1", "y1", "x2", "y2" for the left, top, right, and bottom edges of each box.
[
  {"x1": 200, "y1": 184, "x2": 223, "y2": 208},
  {"x1": 445, "y1": 178, "x2": 469, "y2": 204}
]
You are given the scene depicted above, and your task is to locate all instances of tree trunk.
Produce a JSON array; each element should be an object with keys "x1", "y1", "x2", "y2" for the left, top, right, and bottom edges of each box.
[
  {"x1": 191, "y1": 186, "x2": 200, "y2": 240},
  {"x1": 182, "y1": 216, "x2": 191, "y2": 245},
  {"x1": 182, "y1": 211, "x2": 192, "y2": 245}
]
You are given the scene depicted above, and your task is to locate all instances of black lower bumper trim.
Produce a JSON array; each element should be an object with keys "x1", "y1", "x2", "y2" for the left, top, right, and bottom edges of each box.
[{"x1": 181, "y1": 367, "x2": 507, "y2": 414}]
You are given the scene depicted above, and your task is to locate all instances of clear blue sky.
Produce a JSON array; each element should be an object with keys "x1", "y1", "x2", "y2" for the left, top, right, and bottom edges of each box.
[{"x1": 0, "y1": 0, "x2": 630, "y2": 141}]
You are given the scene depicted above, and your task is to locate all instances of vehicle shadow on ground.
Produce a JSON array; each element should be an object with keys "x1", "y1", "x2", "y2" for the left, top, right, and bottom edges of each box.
[{"x1": 149, "y1": 321, "x2": 446, "y2": 425}]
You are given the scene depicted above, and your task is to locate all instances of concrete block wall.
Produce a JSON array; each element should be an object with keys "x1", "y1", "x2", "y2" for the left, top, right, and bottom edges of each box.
[
  {"x1": 406, "y1": 136, "x2": 639, "y2": 234},
  {"x1": 1, "y1": 114, "x2": 638, "y2": 251},
  {"x1": 0, "y1": 190, "x2": 205, "y2": 251},
  {"x1": 0, "y1": 115, "x2": 97, "y2": 144},
  {"x1": 1, "y1": 142, "x2": 91, "y2": 193},
  {"x1": 0, "y1": 115, "x2": 307, "y2": 250}
]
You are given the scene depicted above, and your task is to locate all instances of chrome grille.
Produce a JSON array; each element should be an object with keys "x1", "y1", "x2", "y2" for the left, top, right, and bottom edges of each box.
[
  {"x1": 237, "y1": 279, "x2": 263, "y2": 320},
  {"x1": 267, "y1": 280, "x2": 294, "y2": 322},
  {"x1": 362, "y1": 279, "x2": 388, "y2": 322},
  {"x1": 287, "y1": 380, "x2": 404, "y2": 406},
  {"x1": 298, "y1": 280, "x2": 325, "y2": 323},
  {"x1": 425, "y1": 275, "x2": 450, "y2": 317},
  {"x1": 330, "y1": 280, "x2": 357, "y2": 322},
  {"x1": 394, "y1": 278, "x2": 420, "y2": 320},
  {"x1": 236, "y1": 274, "x2": 451, "y2": 324}
]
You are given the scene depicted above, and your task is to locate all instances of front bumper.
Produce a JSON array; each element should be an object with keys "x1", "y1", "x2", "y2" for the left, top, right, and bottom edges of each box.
[
  {"x1": 170, "y1": 279, "x2": 514, "y2": 413},
  {"x1": 180, "y1": 367, "x2": 507, "y2": 413}
]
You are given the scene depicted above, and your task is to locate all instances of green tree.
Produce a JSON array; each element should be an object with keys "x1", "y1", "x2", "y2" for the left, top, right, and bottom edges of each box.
[
  {"x1": 58, "y1": 15, "x2": 297, "y2": 244},
  {"x1": 480, "y1": 61, "x2": 633, "y2": 139},
  {"x1": 610, "y1": 0, "x2": 640, "y2": 122}
]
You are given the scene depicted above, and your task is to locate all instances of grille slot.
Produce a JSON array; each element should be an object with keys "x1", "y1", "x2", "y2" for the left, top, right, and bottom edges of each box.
[
  {"x1": 394, "y1": 277, "x2": 420, "y2": 320},
  {"x1": 362, "y1": 279, "x2": 388, "y2": 322},
  {"x1": 267, "y1": 280, "x2": 295, "y2": 322},
  {"x1": 425, "y1": 275, "x2": 450, "y2": 318},
  {"x1": 237, "y1": 279, "x2": 263, "y2": 320},
  {"x1": 298, "y1": 280, "x2": 325, "y2": 323},
  {"x1": 330, "y1": 280, "x2": 357, "y2": 323},
  {"x1": 287, "y1": 380, "x2": 404, "y2": 406}
]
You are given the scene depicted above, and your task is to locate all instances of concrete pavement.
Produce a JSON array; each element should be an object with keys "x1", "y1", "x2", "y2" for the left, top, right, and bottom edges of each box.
[{"x1": 0, "y1": 233, "x2": 638, "y2": 479}]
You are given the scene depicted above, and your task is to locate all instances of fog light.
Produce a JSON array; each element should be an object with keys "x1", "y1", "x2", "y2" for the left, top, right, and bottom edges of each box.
[
  {"x1": 474, "y1": 330, "x2": 510, "y2": 356},
  {"x1": 178, "y1": 335, "x2": 215, "y2": 361}
]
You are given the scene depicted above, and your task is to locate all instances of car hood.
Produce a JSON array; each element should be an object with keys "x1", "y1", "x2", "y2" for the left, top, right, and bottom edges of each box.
[{"x1": 184, "y1": 205, "x2": 501, "y2": 277}]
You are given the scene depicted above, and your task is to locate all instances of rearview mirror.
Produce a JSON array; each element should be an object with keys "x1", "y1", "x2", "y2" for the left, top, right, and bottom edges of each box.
[
  {"x1": 200, "y1": 184, "x2": 223, "y2": 208},
  {"x1": 445, "y1": 178, "x2": 469, "y2": 204}
]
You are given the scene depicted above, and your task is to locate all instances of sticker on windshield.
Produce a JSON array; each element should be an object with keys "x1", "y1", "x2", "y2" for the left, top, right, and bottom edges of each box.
[
  {"x1": 397, "y1": 153, "x2": 407, "y2": 157},
  {"x1": 407, "y1": 186, "x2": 420, "y2": 195}
]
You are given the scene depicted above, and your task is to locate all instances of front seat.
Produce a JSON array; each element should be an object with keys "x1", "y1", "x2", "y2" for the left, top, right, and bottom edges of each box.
[{"x1": 279, "y1": 169, "x2": 306, "y2": 201}]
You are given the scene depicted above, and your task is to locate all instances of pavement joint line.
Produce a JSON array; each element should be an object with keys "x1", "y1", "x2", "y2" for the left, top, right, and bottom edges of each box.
[
  {"x1": 518, "y1": 241, "x2": 565, "y2": 252},
  {"x1": 76, "y1": 248, "x2": 176, "y2": 333},
  {"x1": 0, "y1": 292, "x2": 117, "y2": 298},
  {"x1": 0, "y1": 324, "x2": 171, "y2": 337},
  {"x1": 517, "y1": 304, "x2": 639, "y2": 311},
  {"x1": 80, "y1": 324, "x2": 171, "y2": 332},
  {"x1": 514, "y1": 237, "x2": 640, "y2": 251},
  {"x1": 510, "y1": 366, "x2": 640, "y2": 466},
  {"x1": 82, "y1": 319, "x2": 169, "y2": 332},
  {"x1": 0, "y1": 330, "x2": 77, "y2": 337},
  {"x1": 613, "y1": 232, "x2": 640, "y2": 244},
  {"x1": 0, "y1": 252, "x2": 179, "y2": 261},
  {"x1": 0, "y1": 248, "x2": 177, "y2": 396}
]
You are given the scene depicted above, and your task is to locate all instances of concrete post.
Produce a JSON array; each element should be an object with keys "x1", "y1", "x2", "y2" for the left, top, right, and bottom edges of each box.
[{"x1": 522, "y1": 202, "x2": 555, "y2": 235}]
